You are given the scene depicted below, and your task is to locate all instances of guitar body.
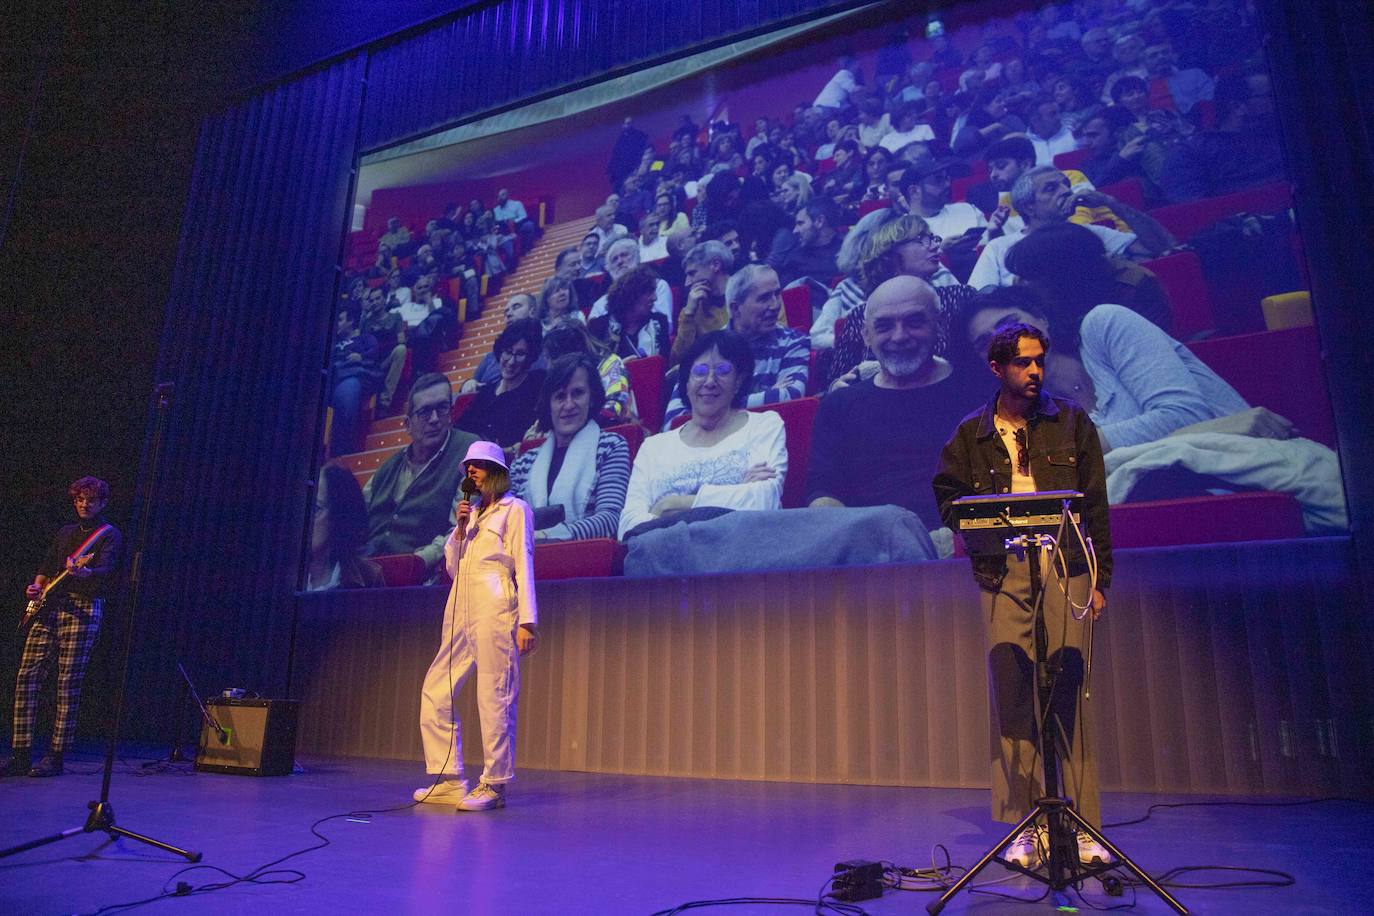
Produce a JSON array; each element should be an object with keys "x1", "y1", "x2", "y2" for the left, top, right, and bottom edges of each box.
[{"x1": 18, "y1": 572, "x2": 68, "y2": 632}]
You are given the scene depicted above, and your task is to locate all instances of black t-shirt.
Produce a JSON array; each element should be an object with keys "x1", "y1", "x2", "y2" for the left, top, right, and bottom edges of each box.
[
  {"x1": 38, "y1": 516, "x2": 123, "y2": 599},
  {"x1": 805, "y1": 371, "x2": 982, "y2": 529},
  {"x1": 455, "y1": 370, "x2": 547, "y2": 448}
]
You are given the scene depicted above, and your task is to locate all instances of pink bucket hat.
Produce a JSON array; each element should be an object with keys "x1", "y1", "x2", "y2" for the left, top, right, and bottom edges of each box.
[{"x1": 462, "y1": 439, "x2": 508, "y2": 470}]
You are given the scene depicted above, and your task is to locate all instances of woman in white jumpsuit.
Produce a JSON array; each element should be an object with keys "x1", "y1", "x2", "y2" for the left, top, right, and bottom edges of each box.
[{"x1": 415, "y1": 440, "x2": 539, "y2": 811}]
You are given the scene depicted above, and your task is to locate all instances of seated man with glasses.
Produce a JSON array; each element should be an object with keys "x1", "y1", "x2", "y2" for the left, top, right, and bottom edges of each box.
[
  {"x1": 806, "y1": 276, "x2": 976, "y2": 531},
  {"x1": 662, "y1": 264, "x2": 809, "y2": 429},
  {"x1": 455, "y1": 318, "x2": 547, "y2": 456},
  {"x1": 361, "y1": 372, "x2": 480, "y2": 577}
]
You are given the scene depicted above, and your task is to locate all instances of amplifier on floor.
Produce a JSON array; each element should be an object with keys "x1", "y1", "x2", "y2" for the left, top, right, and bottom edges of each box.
[{"x1": 195, "y1": 697, "x2": 299, "y2": 776}]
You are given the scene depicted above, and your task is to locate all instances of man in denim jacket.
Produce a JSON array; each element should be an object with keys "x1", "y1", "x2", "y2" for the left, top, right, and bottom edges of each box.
[{"x1": 932, "y1": 322, "x2": 1113, "y2": 870}]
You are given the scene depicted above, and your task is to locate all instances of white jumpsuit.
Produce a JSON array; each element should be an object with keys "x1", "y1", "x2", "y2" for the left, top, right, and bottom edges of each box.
[{"x1": 419, "y1": 493, "x2": 538, "y2": 784}]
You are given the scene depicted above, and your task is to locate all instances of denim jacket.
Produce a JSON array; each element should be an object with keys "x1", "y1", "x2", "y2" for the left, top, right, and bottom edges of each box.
[{"x1": 932, "y1": 393, "x2": 1113, "y2": 593}]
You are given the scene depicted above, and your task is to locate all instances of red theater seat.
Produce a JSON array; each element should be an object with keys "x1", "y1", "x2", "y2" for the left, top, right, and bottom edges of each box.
[
  {"x1": 1110, "y1": 492, "x2": 1305, "y2": 548},
  {"x1": 604, "y1": 422, "x2": 646, "y2": 462},
  {"x1": 624, "y1": 355, "x2": 666, "y2": 434},
  {"x1": 1149, "y1": 181, "x2": 1292, "y2": 243},
  {"x1": 534, "y1": 538, "x2": 623, "y2": 579},
  {"x1": 1185, "y1": 326, "x2": 1336, "y2": 446},
  {"x1": 857, "y1": 199, "x2": 888, "y2": 217},
  {"x1": 1098, "y1": 177, "x2": 1144, "y2": 210},
  {"x1": 951, "y1": 174, "x2": 980, "y2": 204},
  {"x1": 451, "y1": 391, "x2": 476, "y2": 425},
  {"x1": 1142, "y1": 251, "x2": 1214, "y2": 339},
  {"x1": 373, "y1": 554, "x2": 426, "y2": 587},
  {"x1": 1053, "y1": 148, "x2": 1091, "y2": 172},
  {"x1": 781, "y1": 285, "x2": 811, "y2": 330}
]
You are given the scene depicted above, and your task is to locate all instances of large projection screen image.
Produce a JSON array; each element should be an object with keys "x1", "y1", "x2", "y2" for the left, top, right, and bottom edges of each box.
[{"x1": 307, "y1": 0, "x2": 1345, "y2": 592}]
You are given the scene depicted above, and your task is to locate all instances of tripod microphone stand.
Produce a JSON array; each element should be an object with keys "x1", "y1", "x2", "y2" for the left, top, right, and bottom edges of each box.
[
  {"x1": 1, "y1": 382, "x2": 200, "y2": 863},
  {"x1": 929, "y1": 495, "x2": 1184, "y2": 914}
]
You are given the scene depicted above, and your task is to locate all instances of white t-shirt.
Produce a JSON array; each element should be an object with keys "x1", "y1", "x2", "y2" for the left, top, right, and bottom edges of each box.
[
  {"x1": 814, "y1": 68, "x2": 859, "y2": 108},
  {"x1": 996, "y1": 416, "x2": 1037, "y2": 493},
  {"x1": 921, "y1": 202, "x2": 988, "y2": 243},
  {"x1": 1029, "y1": 126, "x2": 1079, "y2": 165},
  {"x1": 879, "y1": 125, "x2": 936, "y2": 154},
  {"x1": 968, "y1": 223, "x2": 1137, "y2": 290}
]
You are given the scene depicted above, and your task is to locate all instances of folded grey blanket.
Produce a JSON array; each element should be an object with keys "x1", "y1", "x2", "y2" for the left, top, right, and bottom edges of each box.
[{"x1": 623, "y1": 505, "x2": 937, "y2": 578}]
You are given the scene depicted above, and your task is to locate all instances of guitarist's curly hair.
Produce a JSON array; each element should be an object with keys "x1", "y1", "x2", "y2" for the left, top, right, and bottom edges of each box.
[{"x1": 68, "y1": 476, "x2": 109, "y2": 501}]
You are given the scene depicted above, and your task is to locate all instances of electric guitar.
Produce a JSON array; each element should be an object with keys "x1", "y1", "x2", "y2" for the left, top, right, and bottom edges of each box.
[{"x1": 18, "y1": 555, "x2": 93, "y2": 632}]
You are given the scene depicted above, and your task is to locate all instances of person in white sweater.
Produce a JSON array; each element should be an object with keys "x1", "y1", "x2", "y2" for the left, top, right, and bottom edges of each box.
[{"x1": 618, "y1": 330, "x2": 787, "y2": 539}]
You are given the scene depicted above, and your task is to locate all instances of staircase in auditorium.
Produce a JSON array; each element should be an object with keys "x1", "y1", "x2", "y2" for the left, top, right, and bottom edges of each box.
[{"x1": 347, "y1": 213, "x2": 597, "y2": 461}]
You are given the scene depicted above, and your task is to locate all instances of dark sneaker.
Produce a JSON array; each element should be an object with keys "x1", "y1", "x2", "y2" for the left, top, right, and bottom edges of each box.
[
  {"x1": 28, "y1": 753, "x2": 63, "y2": 777},
  {"x1": 0, "y1": 750, "x2": 32, "y2": 777}
]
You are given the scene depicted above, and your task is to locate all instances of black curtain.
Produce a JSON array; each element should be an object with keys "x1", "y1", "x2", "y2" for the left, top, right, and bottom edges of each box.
[{"x1": 125, "y1": 56, "x2": 367, "y2": 738}]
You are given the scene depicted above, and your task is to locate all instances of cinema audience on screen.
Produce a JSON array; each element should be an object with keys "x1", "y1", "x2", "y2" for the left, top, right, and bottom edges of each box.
[
  {"x1": 1011, "y1": 221, "x2": 1172, "y2": 333},
  {"x1": 591, "y1": 204, "x2": 629, "y2": 258},
  {"x1": 691, "y1": 172, "x2": 743, "y2": 236},
  {"x1": 898, "y1": 154, "x2": 986, "y2": 277},
  {"x1": 806, "y1": 276, "x2": 974, "y2": 529},
  {"x1": 967, "y1": 135, "x2": 1126, "y2": 235},
  {"x1": 1142, "y1": 40, "x2": 1215, "y2": 116},
  {"x1": 859, "y1": 146, "x2": 896, "y2": 203},
  {"x1": 950, "y1": 88, "x2": 1025, "y2": 159},
  {"x1": 507, "y1": 354, "x2": 631, "y2": 543},
  {"x1": 664, "y1": 264, "x2": 809, "y2": 428},
  {"x1": 968, "y1": 165, "x2": 1174, "y2": 289},
  {"x1": 586, "y1": 239, "x2": 675, "y2": 330},
  {"x1": 307, "y1": 463, "x2": 384, "y2": 591},
  {"x1": 360, "y1": 286, "x2": 406, "y2": 412},
  {"x1": 774, "y1": 171, "x2": 813, "y2": 217},
  {"x1": 619, "y1": 330, "x2": 787, "y2": 540},
  {"x1": 828, "y1": 213, "x2": 974, "y2": 386},
  {"x1": 1024, "y1": 97, "x2": 1080, "y2": 165},
  {"x1": 768, "y1": 197, "x2": 844, "y2": 288},
  {"x1": 880, "y1": 102, "x2": 937, "y2": 155},
  {"x1": 393, "y1": 273, "x2": 456, "y2": 375},
  {"x1": 814, "y1": 54, "x2": 862, "y2": 112},
  {"x1": 588, "y1": 265, "x2": 671, "y2": 361},
  {"x1": 637, "y1": 213, "x2": 669, "y2": 263},
  {"x1": 670, "y1": 240, "x2": 735, "y2": 363},
  {"x1": 1073, "y1": 105, "x2": 1162, "y2": 201},
  {"x1": 808, "y1": 207, "x2": 896, "y2": 351},
  {"x1": 653, "y1": 191, "x2": 690, "y2": 238},
  {"x1": 538, "y1": 275, "x2": 585, "y2": 332},
  {"x1": 553, "y1": 246, "x2": 582, "y2": 281},
  {"x1": 491, "y1": 187, "x2": 538, "y2": 250},
  {"x1": 1161, "y1": 72, "x2": 1285, "y2": 203},
  {"x1": 462, "y1": 293, "x2": 544, "y2": 393},
  {"x1": 1051, "y1": 75, "x2": 1099, "y2": 132},
  {"x1": 362, "y1": 373, "x2": 480, "y2": 575},
  {"x1": 574, "y1": 232, "x2": 605, "y2": 278},
  {"x1": 379, "y1": 217, "x2": 412, "y2": 256},
  {"x1": 957, "y1": 282, "x2": 1246, "y2": 454},
  {"x1": 814, "y1": 140, "x2": 865, "y2": 208},
  {"x1": 455, "y1": 319, "x2": 547, "y2": 452},
  {"x1": 541, "y1": 323, "x2": 635, "y2": 427},
  {"x1": 327, "y1": 302, "x2": 381, "y2": 457}
]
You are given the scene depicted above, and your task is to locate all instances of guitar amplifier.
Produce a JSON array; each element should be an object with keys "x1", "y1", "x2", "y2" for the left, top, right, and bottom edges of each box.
[{"x1": 195, "y1": 698, "x2": 299, "y2": 776}]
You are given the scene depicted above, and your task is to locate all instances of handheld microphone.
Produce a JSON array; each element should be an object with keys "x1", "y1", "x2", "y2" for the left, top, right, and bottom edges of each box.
[{"x1": 457, "y1": 477, "x2": 478, "y2": 538}]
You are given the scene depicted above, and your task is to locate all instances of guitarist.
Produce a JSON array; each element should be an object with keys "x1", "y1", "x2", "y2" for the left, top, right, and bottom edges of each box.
[{"x1": 2, "y1": 477, "x2": 122, "y2": 778}]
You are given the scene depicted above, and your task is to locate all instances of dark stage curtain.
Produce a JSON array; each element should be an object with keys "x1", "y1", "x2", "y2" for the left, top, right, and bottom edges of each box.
[
  {"x1": 125, "y1": 57, "x2": 367, "y2": 738},
  {"x1": 361, "y1": 0, "x2": 857, "y2": 150}
]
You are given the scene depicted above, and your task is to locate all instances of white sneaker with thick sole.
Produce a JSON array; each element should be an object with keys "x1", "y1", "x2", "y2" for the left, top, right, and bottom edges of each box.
[
  {"x1": 1076, "y1": 830, "x2": 1113, "y2": 865},
  {"x1": 456, "y1": 781, "x2": 506, "y2": 811},
  {"x1": 413, "y1": 778, "x2": 470, "y2": 804},
  {"x1": 1004, "y1": 824, "x2": 1047, "y2": 869}
]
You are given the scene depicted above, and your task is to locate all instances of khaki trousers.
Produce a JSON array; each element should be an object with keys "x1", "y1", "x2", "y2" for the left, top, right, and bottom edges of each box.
[{"x1": 981, "y1": 552, "x2": 1100, "y2": 828}]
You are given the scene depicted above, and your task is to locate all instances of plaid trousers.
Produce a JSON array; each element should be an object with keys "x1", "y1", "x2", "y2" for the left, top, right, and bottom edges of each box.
[{"x1": 12, "y1": 594, "x2": 103, "y2": 752}]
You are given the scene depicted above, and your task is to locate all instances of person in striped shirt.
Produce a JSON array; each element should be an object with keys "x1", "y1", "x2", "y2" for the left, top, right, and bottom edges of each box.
[
  {"x1": 663, "y1": 264, "x2": 810, "y2": 429},
  {"x1": 509, "y1": 354, "x2": 631, "y2": 542}
]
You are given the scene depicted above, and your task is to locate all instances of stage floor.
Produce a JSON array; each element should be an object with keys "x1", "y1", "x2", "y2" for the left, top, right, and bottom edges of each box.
[{"x1": 1, "y1": 746, "x2": 1370, "y2": 915}]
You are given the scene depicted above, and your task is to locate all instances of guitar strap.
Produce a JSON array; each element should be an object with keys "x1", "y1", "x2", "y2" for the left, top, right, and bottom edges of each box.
[{"x1": 67, "y1": 524, "x2": 114, "y2": 564}]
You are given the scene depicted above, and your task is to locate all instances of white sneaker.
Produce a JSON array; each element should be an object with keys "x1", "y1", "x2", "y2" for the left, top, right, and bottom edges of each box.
[
  {"x1": 1004, "y1": 824, "x2": 1047, "y2": 869},
  {"x1": 412, "y1": 777, "x2": 470, "y2": 804},
  {"x1": 456, "y1": 781, "x2": 506, "y2": 811},
  {"x1": 1076, "y1": 830, "x2": 1113, "y2": 865}
]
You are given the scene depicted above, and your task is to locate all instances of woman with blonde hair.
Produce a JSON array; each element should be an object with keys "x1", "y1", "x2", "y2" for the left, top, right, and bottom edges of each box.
[{"x1": 826, "y1": 212, "x2": 975, "y2": 386}]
